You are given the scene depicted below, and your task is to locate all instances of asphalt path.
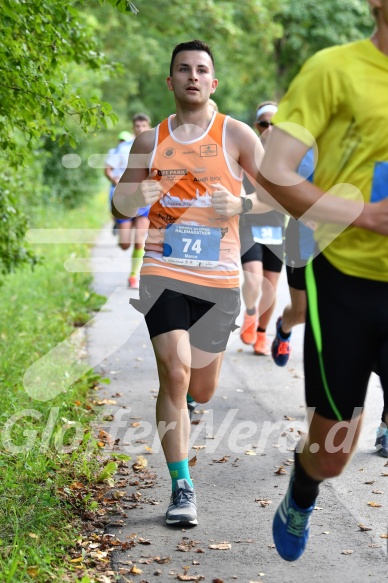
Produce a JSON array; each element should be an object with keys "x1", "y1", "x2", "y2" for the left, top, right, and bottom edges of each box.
[{"x1": 87, "y1": 226, "x2": 387, "y2": 583}]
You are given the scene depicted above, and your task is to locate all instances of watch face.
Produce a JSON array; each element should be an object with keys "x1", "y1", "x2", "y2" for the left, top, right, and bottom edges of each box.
[{"x1": 245, "y1": 197, "x2": 253, "y2": 212}]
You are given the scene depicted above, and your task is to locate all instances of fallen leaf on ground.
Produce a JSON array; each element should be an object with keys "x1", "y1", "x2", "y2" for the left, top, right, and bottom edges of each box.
[
  {"x1": 26, "y1": 567, "x2": 39, "y2": 577},
  {"x1": 130, "y1": 565, "x2": 142, "y2": 574},
  {"x1": 208, "y1": 543, "x2": 231, "y2": 550},
  {"x1": 154, "y1": 557, "x2": 171, "y2": 565},
  {"x1": 213, "y1": 456, "x2": 230, "y2": 463},
  {"x1": 364, "y1": 480, "x2": 375, "y2": 485},
  {"x1": 95, "y1": 399, "x2": 117, "y2": 405},
  {"x1": 188, "y1": 455, "x2": 197, "y2": 467},
  {"x1": 177, "y1": 540, "x2": 200, "y2": 552},
  {"x1": 192, "y1": 445, "x2": 206, "y2": 450},
  {"x1": 255, "y1": 498, "x2": 272, "y2": 507},
  {"x1": 372, "y1": 489, "x2": 383, "y2": 494},
  {"x1": 284, "y1": 415, "x2": 295, "y2": 421},
  {"x1": 245, "y1": 450, "x2": 256, "y2": 456},
  {"x1": 274, "y1": 466, "x2": 287, "y2": 475},
  {"x1": 357, "y1": 524, "x2": 372, "y2": 531},
  {"x1": 341, "y1": 550, "x2": 353, "y2": 555},
  {"x1": 132, "y1": 456, "x2": 148, "y2": 471},
  {"x1": 380, "y1": 534, "x2": 388, "y2": 539},
  {"x1": 367, "y1": 501, "x2": 382, "y2": 507},
  {"x1": 176, "y1": 575, "x2": 204, "y2": 581},
  {"x1": 138, "y1": 537, "x2": 151, "y2": 544}
]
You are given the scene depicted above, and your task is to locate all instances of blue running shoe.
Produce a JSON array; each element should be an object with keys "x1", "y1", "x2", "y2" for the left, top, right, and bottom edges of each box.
[
  {"x1": 375, "y1": 428, "x2": 388, "y2": 458},
  {"x1": 271, "y1": 317, "x2": 291, "y2": 367},
  {"x1": 273, "y1": 470, "x2": 315, "y2": 561}
]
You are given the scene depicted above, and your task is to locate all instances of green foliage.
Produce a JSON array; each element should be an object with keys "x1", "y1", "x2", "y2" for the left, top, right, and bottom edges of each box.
[
  {"x1": 96, "y1": 0, "x2": 373, "y2": 131},
  {"x1": 0, "y1": 194, "x2": 111, "y2": 582},
  {"x1": 274, "y1": 0, "x2": 374, "y2": 92},
  {"x1": 41, "y1": 137, "x2": 103, "y2": 209},
  {"x1": 92, "y1": 0, "x2": 282, "y2": 132},
  {"x1": 0, "y1": 0, "x2": 119, "y2": 276},
  {"x1": 0, "y1": 0, "x2": 118, "y2": 164},
  {"x1": 104, "y1": 0, "x2": 139, "y2": 14},
  {"x1": 0, "y1": 170, "x2": 39, "y2": 277}
]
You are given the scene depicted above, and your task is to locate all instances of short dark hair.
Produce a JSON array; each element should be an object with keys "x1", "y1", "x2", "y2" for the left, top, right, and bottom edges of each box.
[
  {"x1": 169, "y1": 40, "x2": 215, "y2": 76},
  {"x1": 132, "y1": 112, "x2": 151, "y2": 124}
]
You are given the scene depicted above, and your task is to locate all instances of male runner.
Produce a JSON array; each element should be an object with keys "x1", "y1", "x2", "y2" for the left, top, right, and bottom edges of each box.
[
  {"x1": 112, "y1": 40, "x2": 264, "y2": 526},
  {"x1": 106, "y1": 113, "x2": 152, "y2": 288},
  {"x1": 258, "y1": 0, "x2": 388, "y2": 561}
]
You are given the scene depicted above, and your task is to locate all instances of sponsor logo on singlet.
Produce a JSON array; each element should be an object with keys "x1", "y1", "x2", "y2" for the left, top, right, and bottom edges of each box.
[
  {"x1": 163, "y1": 147, "x2": 176, "y2": 158},
  {"x1": 200, "y1": 144, "x2": 218, "y2": 157},
  {"x1": 158, "y1": 169, "x2": 187, "y2": 176}
]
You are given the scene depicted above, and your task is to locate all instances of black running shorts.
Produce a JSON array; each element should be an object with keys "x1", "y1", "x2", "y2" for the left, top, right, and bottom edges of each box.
[
  {"x1": 239, "y1": 214, "x2": 284, "y2": 272},
  {"x1": 131, "y1": 276, "x2": 241, "y2": 353},
  {"x1": 304, "y1": 252, "x2": 388, "y2": 420}
]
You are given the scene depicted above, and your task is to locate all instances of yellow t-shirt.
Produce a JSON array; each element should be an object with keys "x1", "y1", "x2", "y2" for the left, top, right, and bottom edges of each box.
[{"x1": 273, "y1": 39, "x2": 388, "y2": 281}]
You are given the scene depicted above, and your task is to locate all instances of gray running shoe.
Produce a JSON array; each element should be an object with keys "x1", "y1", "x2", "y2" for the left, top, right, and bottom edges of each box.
[
  {"x1": 187, "y1": 400, "x2": 198, "y2": 421},
  {"x1": 166, "y1": 479, "x2": 198, "y2": 526}
]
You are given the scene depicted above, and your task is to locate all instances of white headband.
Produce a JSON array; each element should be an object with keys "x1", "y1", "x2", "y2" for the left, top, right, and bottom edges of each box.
[{"x1": 256, "y1": 104, "x2": 278, "y2": 120}]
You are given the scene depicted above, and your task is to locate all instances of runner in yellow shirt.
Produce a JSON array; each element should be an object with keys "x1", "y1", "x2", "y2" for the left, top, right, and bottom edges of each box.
[{"x1": 258, "y1": 0, "x2": 388, "y2": 561}]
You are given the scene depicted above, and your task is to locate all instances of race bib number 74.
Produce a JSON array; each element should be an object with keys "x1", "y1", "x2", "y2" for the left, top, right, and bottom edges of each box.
[{"x1": 163, "y1": 223, "x2": 221, "y2": 267}]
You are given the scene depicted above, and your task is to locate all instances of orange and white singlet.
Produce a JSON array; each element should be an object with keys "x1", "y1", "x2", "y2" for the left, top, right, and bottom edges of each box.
[{"x1": 141, "y1": 112, "x2": 243, "y2": 288}]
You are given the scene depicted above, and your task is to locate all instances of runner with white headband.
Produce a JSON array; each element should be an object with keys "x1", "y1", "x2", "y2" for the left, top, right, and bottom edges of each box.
[{"x1": 239, "y1": 101, "x2": 286, "y2": 356}]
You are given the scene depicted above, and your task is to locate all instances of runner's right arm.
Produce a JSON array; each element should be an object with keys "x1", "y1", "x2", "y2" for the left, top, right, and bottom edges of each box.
[{"x1": 111, "y1": 129, "x2": 163, "y2": 219}]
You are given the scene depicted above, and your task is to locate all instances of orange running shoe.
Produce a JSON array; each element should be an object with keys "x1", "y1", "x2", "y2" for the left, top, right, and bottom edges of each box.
[
  {"x1": 128, "y1": 275, "x2": 139, "y2": 289},
  {"x1": 240, "y1": 311, "x2": 258, "y2": 345},
  {"x1": 254, "y1": 332, "x2": 270, "y2": 355}
]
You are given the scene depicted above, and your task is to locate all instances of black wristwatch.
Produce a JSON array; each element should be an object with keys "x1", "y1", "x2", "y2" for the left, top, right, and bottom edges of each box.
[{"x1": 239, "y1": 196, "x2": 253, "y2": 215}]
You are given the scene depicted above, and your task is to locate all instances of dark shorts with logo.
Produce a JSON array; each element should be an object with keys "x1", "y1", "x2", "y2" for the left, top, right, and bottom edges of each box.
[
  {"x1": 131, "y1": 276, "x2": 240, "y2": 353},
  {"x1": 239, "y1": 214, "x2": 285, "y2": 272}
]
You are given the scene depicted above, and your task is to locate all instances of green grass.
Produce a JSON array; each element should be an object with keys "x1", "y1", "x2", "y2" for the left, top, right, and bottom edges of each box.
[{"x1": 0, "y1": 192, "x2": 114, "y2": 582}]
